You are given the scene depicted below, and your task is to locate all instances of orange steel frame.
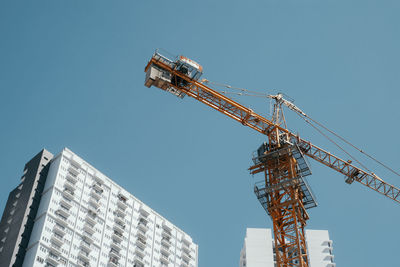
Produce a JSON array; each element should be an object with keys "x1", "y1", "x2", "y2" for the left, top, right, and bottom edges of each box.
[
  {"x1": 261, "y1": 129, "x2": 310, "y2": 267},
  {"x1": 145, "y1": 56, "x2": 400, "y2": 204},
  {"x1": 145, "y1": 55, "x2": 400, "y2": 267}
]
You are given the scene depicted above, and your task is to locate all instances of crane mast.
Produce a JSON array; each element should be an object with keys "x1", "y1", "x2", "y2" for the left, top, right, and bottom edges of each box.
[
  {"x1": 144, "y1": 50, "x2": 400, "y2": 267},
  {"x1": 252, "y1": 96, "x2": 313, "y2": 267}
]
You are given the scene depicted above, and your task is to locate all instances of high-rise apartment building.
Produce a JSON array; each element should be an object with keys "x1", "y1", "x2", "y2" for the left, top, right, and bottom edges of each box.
[
  {"x1": 239, "y1": 228, "x2": 334, "y2": 267},
  {"x1": 0, "y1": 148, "x2": 198, "y2": 267}
]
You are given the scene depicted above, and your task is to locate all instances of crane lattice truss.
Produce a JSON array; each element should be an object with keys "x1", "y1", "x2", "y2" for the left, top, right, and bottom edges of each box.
[{"x1": 144, "y1": 51, "x2": 400, "y2": 267}]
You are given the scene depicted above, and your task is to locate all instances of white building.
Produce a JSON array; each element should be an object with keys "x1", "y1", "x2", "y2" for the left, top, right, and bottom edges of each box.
[
  {"x1": 0, "y1": 148, "x2": 198, "y2": 267},
  {"x1": 239, "y1": 228, "x2": 334, "y2": 267}
]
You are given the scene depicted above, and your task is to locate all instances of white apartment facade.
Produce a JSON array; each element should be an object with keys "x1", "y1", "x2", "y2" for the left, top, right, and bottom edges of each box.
[
  {"x1": 20, "y1": 148, "x2": 198, "y2": 267},
  {"x1": 239, "y1": 228, "x2": 334, "y2": 267}
]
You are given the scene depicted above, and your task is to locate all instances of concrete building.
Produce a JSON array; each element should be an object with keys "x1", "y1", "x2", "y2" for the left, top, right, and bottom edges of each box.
[
  {"x1": 239, "y1": 228, "x2": 334, "y2": 267},
  {"x1": 0, "y1": 148, "x2": 198, "y2": 267}
]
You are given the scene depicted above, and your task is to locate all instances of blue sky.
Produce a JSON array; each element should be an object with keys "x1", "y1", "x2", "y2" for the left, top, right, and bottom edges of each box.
[{"x1": 1, "y1": 1, "x2": 399, "y2": 266}]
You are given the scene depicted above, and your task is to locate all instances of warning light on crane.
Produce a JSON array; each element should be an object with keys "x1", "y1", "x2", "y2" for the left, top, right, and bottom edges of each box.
[{"x1": 143, "y1": 50, "x2": 400, "y2": 267}]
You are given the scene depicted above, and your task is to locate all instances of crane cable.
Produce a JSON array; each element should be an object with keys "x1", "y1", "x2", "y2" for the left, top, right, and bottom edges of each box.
[
  {"x1": 292, "y1": 110, "x2": 373, "y2": 173},
  {"x1": 202, "y1": 80, "x2": 270, "y2": 96},
  {"x1": 205, "y1": 79, "x2": 400, "y2": 178},
  {"x1": 297, "y1": 111, "x2": 400, "y2": 177}
]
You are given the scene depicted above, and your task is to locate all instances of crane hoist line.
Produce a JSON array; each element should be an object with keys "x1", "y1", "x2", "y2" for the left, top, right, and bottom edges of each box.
[{"x1": 143, "y1": 50, "x2": 400, "y2": 267}]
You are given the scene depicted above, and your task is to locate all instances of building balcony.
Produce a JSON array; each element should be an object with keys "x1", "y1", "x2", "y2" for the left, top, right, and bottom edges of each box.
[
  {"x1": 93, "y1": 174, "x2": 103, "y2": 184},
  {"x1": 113, "y1": 222, "x2": 125, "y2": 233},
  {"x1": 46, "y1": 255, "x2": 59, "y2": 266},
  {"x1": 49, "y1": 244, "x2": 62, "y2": 256},
  {"x1": 67, "y1": 165, "x2": 79, "y2": 176},
  {"x1": 180, "y1": 261, "x2": 189, "y2": 267},
  {"x1": 107, "y1": 261, "x2": 118, "y2": 267},
  {"x1": 160, "y1": 253, "x2": 169, "y2": 265},
  {"x1": 59, "y1": 198, "x2": 72, "y2": 210},
  {"x1": 114, "y1": 208, "x2": 126, "y2": 218},
  {"x1": 78, "y1": 260, "x2": 90, "y2": 267},
  {"x1": 114, "y1": 216, "x2": 124, "y2": 226},
  {"x1": 54, "y1": 215, "x2": 68, "y2": 228},
  {"x1": 108, "y1": 255, "x2": 119, "y2": 267},
  {"x1": 160, "y1": 245, "x2": 170, "y2": 255},
  {"x1": 84, "y1": 216, "x2": 96, "y2": 228},
  {"x1": 109, "y1": 248, "x2": 121, "y2": 259},
  {"x1": 55, "y1": 210, "x2": 69, "y2": 222},
  {"x1": 69, "y1": 157, "x2": 81, "y2": 168},
  {"x1": 82, "y1": 233, "x2": 94, "y2": 244},
  {"x1": 88, "y1": 198, "x2": 100, "y2": 209},
  {"x1": 161, "y1": 230, "x2": 172, "y2": 239},
  {"x1": 114, "y1": 218, "x2": 126, "y2": 228},
  {"x1": 137, "y1": 222, "x2": 148, "y2": 233},
  {"x1": 136, "y1": 237, "x2": 146, "y2": 249},
  {"x1": 80, "y1": 241, "x2": 92, "y2": 253},
  {"x1": 181, "y1": 251, "x2": 193, "y2": 263},
  {"x1": 161, "y1": 237, "x2": 171, "y2": 247},
  {"x1": 53, "y1": 224, "x2": 66, "y2": 237},
  {"x1": 50, "y1": 233, "x2": 64, "y2": 247},
  {"x1": 117, "y1": 200, "x2": 128, "y2": 211},
  {"x1": 135, "y1": 246, "x2": 145, "y2": 258},
  {"x1": 114, "y1": 226, "x2": 124, "y2": 236},
  {"x1": 162, "y1": 221, "x2": 173, "y2": 232},
  {"x1": 134, "y1": 257, "x2": 145, "y2": 267},
  {"x1": 61, "y1": 194, "x2": 72, "y2": 203},
  {"x1": 139, "y1": 215, "x2": 148, "y2": 222},
  {"x1": 65, "y1": 173, "x2": 77, "y2": 184},
  {"x1": 118, "y1": 192, "x2": 128, "y2": 202},
  {"x1": 90, "y1": 189, "x2": 102, "y2": 201},
  {"x1": 64, "y1": 180, "x2": 75, "y2": 192},
  {"x1": 182, "y1": 235, "x2": 191, "y2": 246},
  {"x1": 55, "y1": 208, "x2": 69, "y2": 219},
  {"x1": 83, "y1": 223, "x2": 95, "y2": 235},
  {"x1": 324, "y1": 255, "x2": 335, "y2": 261},
  {"x1": 110, "y1": 242, "x2": 121, "y2": 252},
  {"x1": 78, "y1": 250, "x2": 90, "y2": 262},
  {"x1": 139, "y1": 206, "x2": 150, "y2": 217},
  {"x1": 112, "y1": 231, "x2": 123, "y2": 244},
  {"x1": 85, "y1": 215, "x2": 97, "y2": 227},
  {"x1": 92, "y1": 182, "x2": 103, "y2": 192},
  {"x1": 62, "y1": 189, "x2": 74, "y2": 201},
  {"x1": 136, "y1": 229, "x2": 146, "y2": 240},
  {"x1": 182, "y1": 244, "x2": 191, "y2": 254}
]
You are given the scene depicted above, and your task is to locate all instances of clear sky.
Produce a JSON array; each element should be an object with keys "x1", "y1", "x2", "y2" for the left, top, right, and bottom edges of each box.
[{"x1": 1, "y1": 1, "x2": 399, "y2": 266}]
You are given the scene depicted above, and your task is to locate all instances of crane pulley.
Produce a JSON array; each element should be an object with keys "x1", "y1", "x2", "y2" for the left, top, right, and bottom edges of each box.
[{"x1": 144, "y1": 50, "x2": 400, "y2": 267}]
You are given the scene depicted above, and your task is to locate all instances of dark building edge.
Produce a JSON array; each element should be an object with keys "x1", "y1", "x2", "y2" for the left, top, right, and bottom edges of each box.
[{"x1": 0, "y1": 149, "x2": 53, "y2": 267}]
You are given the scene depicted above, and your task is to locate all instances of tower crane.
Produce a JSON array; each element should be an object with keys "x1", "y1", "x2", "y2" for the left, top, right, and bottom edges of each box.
[{"x1": 143, "y1": 50, "x2": 400, "y2": 267}]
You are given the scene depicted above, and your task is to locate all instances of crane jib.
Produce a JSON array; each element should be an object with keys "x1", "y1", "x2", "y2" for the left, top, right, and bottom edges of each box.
[{"x1": 145, "y1": 54, "x2": 400, "y2": 205}]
